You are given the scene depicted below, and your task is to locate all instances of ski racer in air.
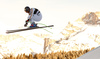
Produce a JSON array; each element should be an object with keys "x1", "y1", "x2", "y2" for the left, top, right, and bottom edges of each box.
[{"x1": 24, "y1": 6, "x2": 42, "y2": 27}]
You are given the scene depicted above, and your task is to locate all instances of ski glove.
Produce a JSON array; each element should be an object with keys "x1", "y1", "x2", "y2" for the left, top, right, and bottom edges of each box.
[
  {"x1": 26, "y1": 19, "x2": 30, "y2": 23},
  {"x1": 24, "y1": 19, "x2": 30, "y2": 27},
  {"x1": 24, "y1": 22, "x2": 28, "y2": 27}
]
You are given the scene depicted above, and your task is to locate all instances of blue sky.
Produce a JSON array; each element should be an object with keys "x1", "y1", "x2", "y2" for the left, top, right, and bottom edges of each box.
[{"x1": 0, "y1": 0, "x2": 100, "y2": 29}]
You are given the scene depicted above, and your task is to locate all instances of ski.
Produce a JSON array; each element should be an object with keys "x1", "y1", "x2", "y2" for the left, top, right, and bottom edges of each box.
[{"x1": 6, "y1": 25, "x2": 54, "y2": 34}]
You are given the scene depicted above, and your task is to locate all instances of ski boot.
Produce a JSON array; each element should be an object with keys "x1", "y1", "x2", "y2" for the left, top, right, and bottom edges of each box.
[{"x1": 30, "y1": 24, "x2": 37, "y2": 28}]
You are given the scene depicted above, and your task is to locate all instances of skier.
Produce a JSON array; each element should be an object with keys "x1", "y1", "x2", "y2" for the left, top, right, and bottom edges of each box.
[
  {"x1": 6, "y1": 6, "x2": 54, "y2": 34},
  {"x1": 24, "y1": 6, "x2": 42, "y2": 27}
]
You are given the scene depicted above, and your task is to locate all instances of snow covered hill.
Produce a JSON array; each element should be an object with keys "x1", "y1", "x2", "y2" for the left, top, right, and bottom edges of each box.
[
  {"x1": 1, "y1": 11, "x2": 100, "y2": 59},
  {"x1": 44, "y1": 11, "x2": 100, "y2": 53}
]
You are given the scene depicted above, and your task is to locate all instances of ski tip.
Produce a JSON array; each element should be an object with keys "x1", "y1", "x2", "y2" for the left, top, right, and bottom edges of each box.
[
  {"x1": 6, "y1": 32, "x2": 8, "y2": 34},
  {"x1": 52, "y1": 25, "x2": 54, "y2": 27},
  {"x1": 48, "y1": 25, "x2": 54, "y2": 27},
  {"x1": 6, "y1": 30, "x2": 9, "y2": 34}
]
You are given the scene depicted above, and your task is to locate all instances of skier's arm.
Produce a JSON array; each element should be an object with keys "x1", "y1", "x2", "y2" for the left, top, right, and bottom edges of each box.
[
  {"x1": 29, "y1": 8, "x2": 33, "y2": 20},
  {"x1": 24, "y1": 8, "x2": 33, "y2": 27},
  {"x1": 25, "y1": 8, "x2": 33, "y2": 23}
]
